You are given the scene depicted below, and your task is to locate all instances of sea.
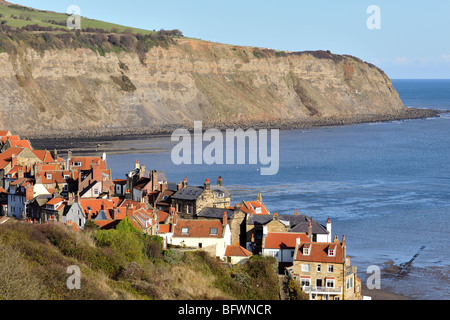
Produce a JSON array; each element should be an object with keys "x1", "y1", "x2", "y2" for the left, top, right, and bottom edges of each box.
[{"x1": 103, "y1": 79, "x2": 450, "y2": 300}]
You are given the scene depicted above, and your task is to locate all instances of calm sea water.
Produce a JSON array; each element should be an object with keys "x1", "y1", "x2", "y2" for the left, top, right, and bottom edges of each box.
[{"x1": 106, "y1": 79, "x2": 450, "y2": 299}]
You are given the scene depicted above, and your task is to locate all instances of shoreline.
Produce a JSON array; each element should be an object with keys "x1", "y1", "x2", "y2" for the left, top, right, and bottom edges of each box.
[{"x1": 27, "y1": 108, "x2": 445, "y2": 152}]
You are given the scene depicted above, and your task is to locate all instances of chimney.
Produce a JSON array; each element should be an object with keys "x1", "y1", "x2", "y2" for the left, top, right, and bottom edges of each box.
[
  {"x1": 333, "y1": 235, "x2": 339, "y2": 243},
  {"x1": 342, "y1": 235, "x2": 347, "y2": 265},
  {"x1": 182, "y1": 177, "x2": 188, "y2": 187},
  {"x1": 177, "y1": 182, "x2": 182, "y2": 191},
  {"x1": 11, "y1": 154, "x2": 17, "y2": 167},
  {"x1": 273, "y1": 212, "x2": 278, "y2": 221},
  {"x1": 204, "y1": 178, "x2": 210, "y2": 190},
  {"x1": 25, "y1": 185, "x2": 34, "y2": 201},
  {"x1": 135, "y1": 160, "x2": 140, "y2": 170},
  {"x1": 223, "y1": 211, "x2": 228, "y2": 226},
  {"x1": 217, "y1": 176, "x2": 223, "y2": 186},
  {"x1": 92, "y1": 162, "x2": 102, "y2": 182},
  {"x1": 293, "y1": 237, "x2": 301, "y2": 261},
  {"x1": 294, "y1": 208, "x2": 299, "y2": 215},
  {"x1": 68, "y1": 150, "x2": 72, "y2": 161},
  {"x1": 308, "y1": 221, "x2": 312, "y2": 241},
  {"x1": 326, "y1": 218, "x2": 332, "y2": 242},
  {"x1": 88, "y1": 210, "x2": 92, "y2": 220},
  {"x1": 112, "y1": 208, "x2": 119, "y2": 220},
  {"x1": 256, "y1": 193, "x2": 262, "y2": 202},
  {"x1": 151, "y1": 170, "x2": 158, "y2": 191}
]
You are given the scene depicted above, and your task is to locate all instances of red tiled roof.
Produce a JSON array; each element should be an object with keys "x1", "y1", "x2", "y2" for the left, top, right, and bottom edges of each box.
[
  {"x1": 69, "y1": 156, "x2": 106, "y2": 171},
  {"x1": 173, "y1": 219, "x2": 224, "y2": 238},
  {"x1": 9, "y1": 139, "x2": 32, "y2": 149},
  {"x1": 31, "y1": 150, "x2": 54, "y2": 163},
  {"x1": 225, "y1": 245, "x2": 253, "y2": 257},
  {"x1": 78, "y1": 197, "x2": 120, "y2": 218},
  {"x1": 294, "y1": 242, "x2": 344, "y2": 264},
  {"x1": 264, "y1": 232, "x2": 309, "y2": 249},
  {"x1": 243, "y1": 200, "x2": 270, "y2": 215},
  {"x1": 158, "y1": 224, "x2": 171, "y2": 234},
  {"x1": 0, "y1": 147, "x2": 24, "y2": 169},
  {"x1": 158, "y1": 210, "x2": 169, "y2": 223},
  {"x1": 46, "y1": 197, "x2": 65, "y2": 206}
]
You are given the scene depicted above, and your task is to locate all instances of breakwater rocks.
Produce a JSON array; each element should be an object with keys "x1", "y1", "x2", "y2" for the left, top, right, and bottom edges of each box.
[{"x1": 27, "y1": 108, "x2": 442, "y2": 148}]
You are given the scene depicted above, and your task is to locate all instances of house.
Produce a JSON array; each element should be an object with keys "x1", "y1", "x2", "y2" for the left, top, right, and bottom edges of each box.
[
  {"x1": 171, "y1": 212, "x2": 231, "y2": 259},
  {"x1": 129, "y1": 207, "x2": 157, "y2": 235},
  {"x1": 40, "y1": 197, "x2": 67, "y2": 223},
  {"x1": 262, "y1": 232, "x2": 310, "y2": 273},
  {"x1": 171, "y1": 177, "x2": 231, "y2": 218},
  {"x1": 7, "y1": 178, "x2": 34, "y2": 219},
  {"x1": 286, "y1": 235, "x2": 362, "y2": 300},
  {"x1": 197, "y1": 206, "x2": 246, "y2": 248},
  {"x1": 0, "y1": 135, "x2": 33, "y2": 152},
  {"x1": 0, "y1": 147, "x2": 40, "y2": 188},
  {"x1": 63, "y1": 197, "x2": 121, "y2": 229},
  {"x1": 113, "y1": 179, "x2": 127, "y2": 196},
  {"x1": 125, "y1": 160, "x2": 167, "y2": 201},
  {"x1": 240, "y1": 193, "x2": 270, "y2": 216},
  {"x1": 224, "y1": 245, "x2": 253, "y2": 265},
  {"x1": 245, "y1": 209, "x2": 331, "y2": 254}
]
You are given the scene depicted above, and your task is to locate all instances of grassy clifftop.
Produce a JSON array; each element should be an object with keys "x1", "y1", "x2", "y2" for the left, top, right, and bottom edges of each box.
[
  {"x1": 0, "y1": 2, "x2": 154, "y2": 34},
  {"x1": 0, "y1": 220, "x2": 279, "y2": 300}
]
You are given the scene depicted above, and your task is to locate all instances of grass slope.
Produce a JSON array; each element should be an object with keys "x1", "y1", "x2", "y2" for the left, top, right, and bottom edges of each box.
[
  {"x1": 0, "y1": 219, "x2": 280, "y2": 300},
  {"x1": 0, "y1": 2, "x2": 154, "y2": 34}
]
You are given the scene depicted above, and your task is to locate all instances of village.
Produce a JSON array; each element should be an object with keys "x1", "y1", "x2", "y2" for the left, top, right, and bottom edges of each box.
[{"x1": 0, "y1": 130, "x2": 362, "y2": 301}]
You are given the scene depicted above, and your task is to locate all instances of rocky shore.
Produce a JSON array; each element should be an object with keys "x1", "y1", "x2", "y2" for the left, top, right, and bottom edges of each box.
[{"x1": 27, "y1": 108, "x2": 443, "y2": 151}]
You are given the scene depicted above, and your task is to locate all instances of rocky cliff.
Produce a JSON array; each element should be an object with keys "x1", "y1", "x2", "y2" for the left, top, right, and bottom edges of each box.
[{"x1": 0, "y1": 37, "x2": 407, "y2": 137}]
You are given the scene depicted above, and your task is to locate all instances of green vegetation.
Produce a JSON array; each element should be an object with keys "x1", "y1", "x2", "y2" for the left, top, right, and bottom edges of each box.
[
  {"x1": 0, "y1": 3, "x2": 153, "y2": 34},
  {"x1": 0, "y1": 220, "x2": 279, "y2": 300},
  {"x1": 0, "y1": 3, "x2": 183, "y2": 64}
]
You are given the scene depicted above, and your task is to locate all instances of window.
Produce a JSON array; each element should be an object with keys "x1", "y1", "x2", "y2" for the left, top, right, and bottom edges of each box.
[
  {"x1": 300, "y1": 278, "x2": 310, "y2": 288},
  {"x1": 328, "y1": 248, "x2": 335, "y2": 256},
  {"x1": 346, "y1": 277, "x2": 354, "y2": 290},
  {"x1": 210, "y1": 227, "x2": 218, "y2": 235},
  {"x1": 317, "y1": 264, "x2": 321, "y2": 272},
  {"x1": 326, "y1": 279, "x2": 335, "y2": 288},
  {"x1": 64, "y1": 175, "x2": 70, "y2": 180},
  {"x1": 46, "y1": 174, "x2": 52, "y2": 180},
  {"x1": 328, "y1": 265, "x2": 334, "y2": 273},
  {"x1": 94, "y1": 188, "x2": 99, "y2": 195},
  {"x1": 73, "y1": 162, "x2": 82, "y2": 167},
  {"x1": 303, "y1": 247, "x2": 310, "y2": 256},
  {"x1": 181, "y1": 227, "x2": 189, "y2": 235},
  {"x1": 301, "y1": 264, "x2": 310, "y2": 272}
]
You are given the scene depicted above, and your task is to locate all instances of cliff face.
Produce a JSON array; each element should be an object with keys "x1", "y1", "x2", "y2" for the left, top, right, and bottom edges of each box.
[{"x1": 0, "y1": 38, "x2": 404, "y2": 136}]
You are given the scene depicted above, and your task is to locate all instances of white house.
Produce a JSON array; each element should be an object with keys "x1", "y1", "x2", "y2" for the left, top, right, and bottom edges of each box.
[
  {"x1": 262, "y1": 232, "x2": 310, "y2": 272},
  {"x1": 171, "y1": 213, "x2": 231, "y2": 259}
]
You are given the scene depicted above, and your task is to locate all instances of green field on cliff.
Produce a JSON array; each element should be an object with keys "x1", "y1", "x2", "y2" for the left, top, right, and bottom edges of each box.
[{"x1": 0, "y1": 2, "x2": 153, "y2": 34}]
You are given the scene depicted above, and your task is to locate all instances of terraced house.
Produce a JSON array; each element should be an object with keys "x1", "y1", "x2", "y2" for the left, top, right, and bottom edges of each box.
[{"x1": 286, "y1": 235, "x2": 361, "y2": 300}]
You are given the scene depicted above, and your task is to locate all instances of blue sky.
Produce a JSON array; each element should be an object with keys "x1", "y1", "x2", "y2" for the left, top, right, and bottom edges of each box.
[{"x1": 11, "y1": 0, "x2": 450, "y2": 79}]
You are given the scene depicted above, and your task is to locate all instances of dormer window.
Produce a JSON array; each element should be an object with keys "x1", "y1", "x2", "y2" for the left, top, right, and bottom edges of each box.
[
  {"x1": 303, "y1": 247, "x2": 310, "y2": 256},
  {"x1": 46, "y1": 174, "x2": 52, "y2": 180},
  {"x1": 73, "y1": 162, "x2": 82, "y2": 167},
  {"x1": 328, "y1": 249, "x2": 335, "y2": 257},
  {"x1": 255, "y1": 207, "x2": 262, "y2": 214},
  {"x1": 209, "y1": 227, "x2": 218, "y2": 235},
  {"x1": 181, "y1": 227, "x2": 189, "y2": 235},
  {"x1": 64, "y1": 175, "x2": 70, "y2": 180}
]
